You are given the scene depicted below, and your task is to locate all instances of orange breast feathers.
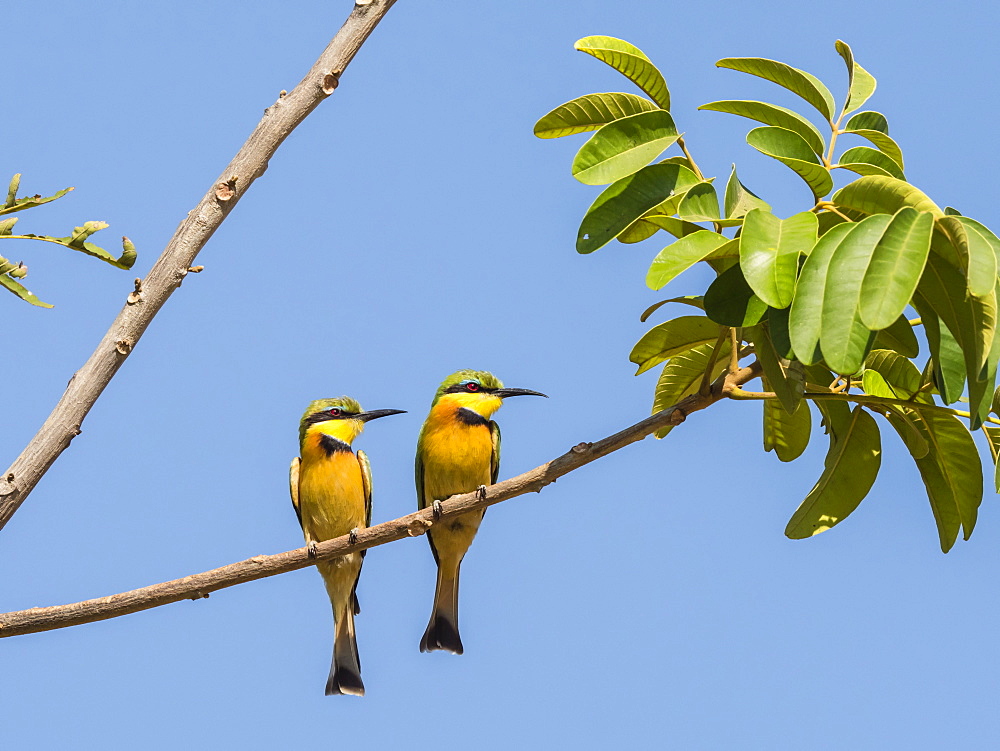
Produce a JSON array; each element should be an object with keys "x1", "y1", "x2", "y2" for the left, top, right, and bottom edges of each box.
[
  {"x1": 298, "y1": 434, "x2": 367, "y2": 543},
  {"x1": 420, "y1": 400, "x2": 495, "y2": 505}
]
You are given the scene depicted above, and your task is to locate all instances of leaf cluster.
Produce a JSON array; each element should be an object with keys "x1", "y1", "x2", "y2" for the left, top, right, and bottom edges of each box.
[
  {"x1": 537, "y1": 37, "x2": 1000, "y2": 552},
  {"x1": 0, "y1": 173, "x2": 137, "y2": 308}
]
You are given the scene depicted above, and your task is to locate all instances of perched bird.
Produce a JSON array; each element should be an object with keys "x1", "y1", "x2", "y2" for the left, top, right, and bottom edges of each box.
[
  {"x1": 289, "y1": 397, "x2": 405, "y2": 696},
  {"x1": 416, "y1": 370, "x2": 546, "y2": 654}
]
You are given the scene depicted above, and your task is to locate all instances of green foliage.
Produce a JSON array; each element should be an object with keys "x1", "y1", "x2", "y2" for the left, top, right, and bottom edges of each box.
[
  {"x1": 537, "y1": 36, "x2": 1000, "y2": 552},
  {"x1": 0, "y1": 173, "x2": 137, "y2": 307}
]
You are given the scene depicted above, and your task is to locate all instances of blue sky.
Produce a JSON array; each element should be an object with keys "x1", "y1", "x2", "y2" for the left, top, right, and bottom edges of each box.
[{"x1": 3, "y1": 1, "x2": 1000, "y2": 748}]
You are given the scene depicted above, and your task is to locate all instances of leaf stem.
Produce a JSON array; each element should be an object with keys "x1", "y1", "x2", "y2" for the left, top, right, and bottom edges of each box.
[{"x1": 700, "y1": 329, "x2": 728, "y2": 397}]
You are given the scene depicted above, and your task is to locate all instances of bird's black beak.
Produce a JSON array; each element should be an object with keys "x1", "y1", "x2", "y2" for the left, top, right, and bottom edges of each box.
[
  {"x1": 358, "y1": 408, "x2": 407, "y2": 422},
  {"x1": 493, "y1": 388, "x2": 548, "y2": 399}
]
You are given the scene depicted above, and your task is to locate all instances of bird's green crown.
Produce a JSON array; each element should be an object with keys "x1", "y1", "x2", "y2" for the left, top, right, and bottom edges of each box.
[
  {"x1": 298, "y1": 396, "x2": 363, "y2": 444},
  {"x1": 432, "y1": 369, "x2": 503, "y2": 405}
]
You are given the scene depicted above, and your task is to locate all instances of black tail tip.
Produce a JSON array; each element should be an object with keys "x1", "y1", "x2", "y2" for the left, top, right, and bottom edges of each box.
[
  {"x1": 419, "y1": 615, "x2": 464, "y2": 655},
  {"x1": 325, "y1": 667, "x2": 365, "y2": 697}
]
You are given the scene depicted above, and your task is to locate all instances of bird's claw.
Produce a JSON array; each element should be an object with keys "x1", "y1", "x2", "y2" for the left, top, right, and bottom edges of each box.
[
  {"x1": 349, "y1": 528, "x2": 359, "y2": 545},
  {"x1": 307, "y1": 541, "x2": 319, "y2": 558},
  {"x1": 432, "y1": 499, "x2": 443, "y2": 520},
  {"x1": 476, "y1": 484, "x2": 488, "y2": 501}
]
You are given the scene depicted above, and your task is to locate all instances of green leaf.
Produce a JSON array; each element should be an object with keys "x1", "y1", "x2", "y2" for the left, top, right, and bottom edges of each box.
[
  {"x1": 704, "y1": 263, "x2": 768, "y2": 327},
  {"x1": 716, "y1": 57, "x2": 836, "y2": 121},
  {"x1": 835, "y1": 40, "x2": 877, "y2": 116},
  {"x1": 862, "y1": 349, "x2": 934, "y2": 404},
  {"x1": 950, "y1": 216, "x2": 999, "y2": 298},
  {"x1": 789, "y1": 223, "x2": 854, "y2": 365},
  {"x1": 763, "y1": 391, "x2": 811, "y2": 461},
  {"x1": 577, "y1": 163, "x2": 701, "y2": 253},
  {"x1": 572, "y1": 110, "x2": 680, "y2": 185},
  {"x1": 0, "y1": 184, "x2": 74, "y2": 216},
  {"x1": 766, "y1": 305, "x2": 795, "y2": 358},
  {"x1": 0, "y1": 273, "x2": 53, "y2": 307},
  {"x1": 575, "y1": 36, "x2": 671, "y2": 110},
  {"x1": 4, "y1": 174, "x2": 19, "y2": 208},
  {"x1": 785, "y1": 405, "x2": 882, "y2": 539},
  {"x1": 723, "y1": 165, "x2": 771, "y2": 219},
  {"x1": 966, "y1": 284, "x2": 1000, "y2": 430},
  {"x1": 857, "y1": 208, "x2": 933, "y2": 329},
  {"x1": 872, "y1": 314, "x2": 919, "y2": 358},
  {"x1": 914, "y1": 304, "x2": 966, "y2": 404},
  {"x1": 837, "y1": 146, "x2": 905, "y2": 180},
  {"x1": 639, "y1": 296, "x2": 704, "y2": 322},
  {"x1": 843, "y1": 129, "x2": 904, "y2": 170},
  {"x1": 646, "y1": 231, "x2": 730, "y2": 290},
  {"x1": 832, "y1": 175, "x2": 943, "y2": 220},
  {"x1": 651, "y1": 338, "x2": 731, "y2": 438},
  {"x1": 845, "y1": 111, "x2": 888, "y2": 133},
  {"x1": 883, "y1": 409, "x2": 982, "y2": 552},
  {"x1": 754, "y1": 323, "x2": 805, "y2": 414},
  {"x1": 983, "y1": 425, "x2": 1000, "y2": 492},
  {"x1": 676, "y1": 182, "x2": 721, "y2": 222},
  {"x1": 642, "y1": 215, "x2": 707, "y2": 239},
  {"x1": 739, "y1": 208, "x2": 818, "y2": 309},
  {"x1": 630, "y1": 315, "x2": 723, "y2": 375},
  {"x1": 534, "y1": 92, "x2": 658, "y2": 139},
  {"x1": 917, "y1": 252, "x2": 995, "y2": 374},
  {"x1": 699, "y1": 100, "x2": 825, "y2": 155},
  {"x1": 820, "y1": 214, "x2": 893, "y2": 374},
  {"x1": 616, "y1": 218, "x2": 661, "y2": 244},
  {"x1": 746, "y1": 127, "x2": 833, "y2": 200}
]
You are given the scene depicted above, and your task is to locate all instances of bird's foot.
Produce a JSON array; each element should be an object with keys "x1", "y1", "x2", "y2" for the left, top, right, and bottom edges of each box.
[
  {"x1": 476, "y1": 484, "x2": 488, "y2": 501},
  {"x1": 432, "y1": 499, "x2": 443, "y2": 520},
  {"x1": 307, "y1": 541, "x2": 319, "y2": 558},
  {"x1": 349, "y1": 528, "x2": 359, "y2": 545}
]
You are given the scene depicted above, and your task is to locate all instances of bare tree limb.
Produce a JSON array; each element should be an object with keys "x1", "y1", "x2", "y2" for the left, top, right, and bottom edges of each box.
[
  {"x1": 0, "y1": 363, "x2": 761, "y2": 638},
  {"x1": 0, "y1": 0, "x2": 399, "y2": 532}
]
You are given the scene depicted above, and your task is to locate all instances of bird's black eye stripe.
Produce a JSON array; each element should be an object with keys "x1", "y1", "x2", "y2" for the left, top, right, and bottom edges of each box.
[
  {"x1": 444, "y1": 381, "x2": 491, "y2": 394},
  {"x1": 305, "y1": 409, "x2": 353, "y2": 426}
]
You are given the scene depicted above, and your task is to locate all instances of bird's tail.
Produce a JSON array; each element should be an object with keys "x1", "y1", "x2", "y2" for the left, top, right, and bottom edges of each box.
[
  {"x1": 326, "y1": 604, "x2": 364, "y2": 696},
  {"x1": 420, "y1": 564, "x2": 464, "y2": 654}
]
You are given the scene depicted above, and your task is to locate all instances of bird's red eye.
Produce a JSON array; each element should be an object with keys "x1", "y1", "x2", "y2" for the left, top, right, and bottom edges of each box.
[
  {"x1": 466, "y1": 382, "x2": 479, "y2": 392},
  {"x1": 329, "y1": 408, "x2": 341, "y2": 417}
]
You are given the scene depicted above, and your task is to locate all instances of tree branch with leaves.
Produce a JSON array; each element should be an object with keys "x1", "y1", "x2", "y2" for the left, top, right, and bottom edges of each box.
[{"x1": 535, "y1": 36, "x2": 999, "y2": 553}]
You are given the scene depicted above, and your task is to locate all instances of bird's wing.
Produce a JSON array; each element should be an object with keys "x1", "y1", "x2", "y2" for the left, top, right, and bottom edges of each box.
[
  {"x1": 415, "y1": 444, "x2": 428, "y2": 510},
  {"x1": 357, "y1": 449, "x2": 373, "y2": 529},
  {"x1": 289, "y1": 456, "x2": 302, "y2": 527},
  {"x1": 490, "y1": 420, "x2": 501, "y2": 485}
]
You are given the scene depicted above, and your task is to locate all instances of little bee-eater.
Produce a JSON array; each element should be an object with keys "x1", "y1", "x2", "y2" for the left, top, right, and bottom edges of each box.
[
  {"x1": 289, "y1": 397, "x2": 405, "y2": 696},
  {"x1": 416, "y1": 370, "x2": 546, "y2": 654}
]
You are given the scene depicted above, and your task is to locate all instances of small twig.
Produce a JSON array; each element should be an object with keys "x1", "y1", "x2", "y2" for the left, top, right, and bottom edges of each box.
[{"x1": 0, "y1": 0, "x2": 399, "y2": 532}]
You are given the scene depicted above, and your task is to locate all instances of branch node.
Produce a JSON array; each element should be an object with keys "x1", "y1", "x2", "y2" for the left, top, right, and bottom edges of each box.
[
  {"x1": 407, "y1": 517, "x2": 432, "y2": 537},
  {"x1": 214, "y1": 177, "x2": 237, "y2": 202},
  {"x1": 187, "y1": 266, "x2": 204, "y2": 273},
  {"x1": 668, "y1": 407, "x2": 687, "y2": 426},
  {"x1": 321, "y1": 72, "x2": 341, "y2": 95},
  {"x1": 189, "y1": 591, "x2": 210, "y2": 601},
  {"x1": 126, "y1": 277, "x2": 143, "y2": 305},
  {"x1": 114, "y1": 339, "x2": 133, "y2": 356},
  {"x1": 279, "y1": 90, "x2": 288, "y2": 98},
  {"x1": 571, "y1": 442, "x2": 592, "y2": 454}
]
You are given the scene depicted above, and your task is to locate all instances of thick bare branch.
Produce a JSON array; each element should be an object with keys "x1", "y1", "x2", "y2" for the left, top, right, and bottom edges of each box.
[
  {"x1": 0, "y1": 0, "x2": 399, "y2": 531},
  {"x1": 0, "y1": 363, "x2": 761, "y2": 638}
]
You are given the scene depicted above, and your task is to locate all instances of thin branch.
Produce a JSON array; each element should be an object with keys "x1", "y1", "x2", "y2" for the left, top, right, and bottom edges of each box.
[
  {"x1": 0, "y1": 363, "x2": 762, "y2": 638},
  {"x1": 0, "y1": 0, "x2": 399, "y2": 532},
  {"x1": 729, "y1": 386, "x2": 1000, "y2": 425}
]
